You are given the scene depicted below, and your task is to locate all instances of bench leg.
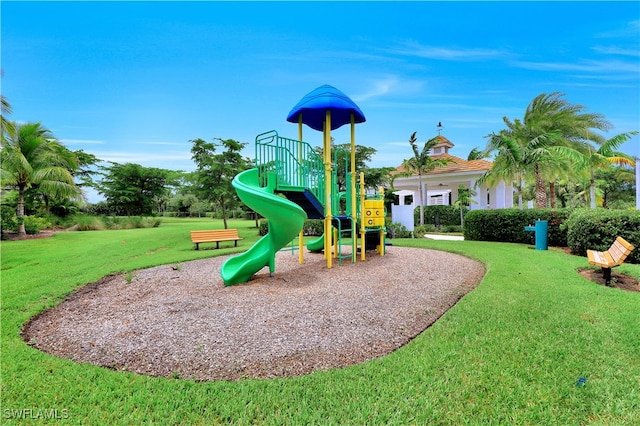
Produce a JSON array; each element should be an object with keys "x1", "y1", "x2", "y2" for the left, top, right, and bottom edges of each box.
[
  {"x1": 603, "y1": 267, "x2": 612, "y2": 286},
  {"x1": 195, "y1": 243, "x2": 199, "y2": 250},
  {"x1": 216, "y1": 241, "x2": 220, "y2": 249}
]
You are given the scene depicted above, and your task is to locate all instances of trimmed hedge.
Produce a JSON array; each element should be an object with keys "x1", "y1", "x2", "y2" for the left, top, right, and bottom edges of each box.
[
  {"x1": 566, "y1": 209, "x2": 640, "y2": 264},
  {"x1": 414, "y1": 205, "x2": 468, "y2": 227},
  {"x1": 259, "y1": 219, "x2": 324, "y2": 237},
  {"x1": 463, "y1": 208, "x2": 571, "y2": 247},
  {"x1": 464, "y1": 208, "x2": 639, "y2": 264}
]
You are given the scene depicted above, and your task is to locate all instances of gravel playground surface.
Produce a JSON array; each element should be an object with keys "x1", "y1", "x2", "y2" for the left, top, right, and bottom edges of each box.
[{"x1": 23, "y1": 246, "x2": 485, "y2": 381}]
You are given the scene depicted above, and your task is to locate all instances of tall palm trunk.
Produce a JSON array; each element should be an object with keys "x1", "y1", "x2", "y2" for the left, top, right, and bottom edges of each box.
[
  {"x1": 516, "y1": 180, "x2": 524, "y2": 210},
  {"x1": 589, "y1": 167, "x2": 596, "y2": 209},
  {"x1": 549, "y1": 181, "x2": 557, "y2": 208},
  {"x1": 17, "y1": 185, "x2": 26, "y2": 235},
  {"x1": 534, "y1": 164, "x2": 547, "y2": 208}
]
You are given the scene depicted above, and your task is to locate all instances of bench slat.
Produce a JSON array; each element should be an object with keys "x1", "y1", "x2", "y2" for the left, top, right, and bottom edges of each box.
[
  {"x1": 587, "y1": 236, "x2": 635, "y2": 269},
  {"x1": 190, "y1": 229, "x2": 243, "y2": 250}
]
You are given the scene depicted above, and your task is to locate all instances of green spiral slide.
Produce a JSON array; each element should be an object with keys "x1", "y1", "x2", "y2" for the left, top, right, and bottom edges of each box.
[{"x1": 220, "y1": 168, "x2": 306, "y2": 286}]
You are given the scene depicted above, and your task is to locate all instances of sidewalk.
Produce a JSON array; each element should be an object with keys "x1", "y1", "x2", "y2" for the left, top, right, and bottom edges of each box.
[{"x1": 423, "y1": 234, "x2": 464, "y2": 241}]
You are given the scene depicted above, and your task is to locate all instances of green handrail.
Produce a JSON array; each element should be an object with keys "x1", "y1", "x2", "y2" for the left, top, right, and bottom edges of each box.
[{"x1": 255, "y1": 130, "x2": 325, "y2": 206}]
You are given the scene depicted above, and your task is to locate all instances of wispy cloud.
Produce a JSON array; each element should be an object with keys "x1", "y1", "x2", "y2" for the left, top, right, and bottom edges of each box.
[
  {"x1": 93, "y1": 151, "x2": 193, "y2": 165},
  {"x1": 388, "y1": 40, "x2": 505, "y2": 61},
  {"x1": 61, "y1": 139, "x2": 104, "y2": 145},
  {"x1": 512, "y1": 59, "x2": 639, "y2": 74},
  {"x1": 139, "y1": 141, "x2": 189, "y2": 147},
  {"x1": 595, "y1": 20, "x2": 640, "y2": 38},
  {"x1": 353, "y1": 77, "x2": 425, "y2": 102},
  {"x1": 592, "y1": 46, "x2": 640, "y2": 57}
]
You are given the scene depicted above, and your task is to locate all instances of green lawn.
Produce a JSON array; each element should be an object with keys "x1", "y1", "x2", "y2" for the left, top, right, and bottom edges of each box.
[{"x1": 2, "y1": 218, "x2": 639, "y2": 425}]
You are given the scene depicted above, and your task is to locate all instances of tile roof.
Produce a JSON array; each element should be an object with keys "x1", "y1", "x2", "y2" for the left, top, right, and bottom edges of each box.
[{"x1": 394, "y1": 153, "x2": 493, "y2": 176}]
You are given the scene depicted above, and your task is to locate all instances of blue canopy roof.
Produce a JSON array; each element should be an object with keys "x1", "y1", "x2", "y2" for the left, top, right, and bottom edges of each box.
[{"x1": 286, "y1": 85, "x2": 366, "y2": 131}]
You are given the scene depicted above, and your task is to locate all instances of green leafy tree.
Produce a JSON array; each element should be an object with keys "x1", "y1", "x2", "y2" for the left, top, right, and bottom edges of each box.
[
  {"x1": 398, "y1": 132, "x2": 452, "y2": 225},
  {"x1": 318, "y1": 143, "x2": 394, "y2": 192},
  {"x1": 95, "y1": 162, "x2": 173, "y2": 215},
  {"x1": 1, "y1": 122, "x2": 80, "y2": 234},
  {"x1": 596, "y1": 165, "x2": 636, "y2": 209},
  {"x1": 190, "y1": 138, "x2": 250, "y2": 229},
  {"x1": 73, "y1": 149, "x2": 101, "y2": 189}
]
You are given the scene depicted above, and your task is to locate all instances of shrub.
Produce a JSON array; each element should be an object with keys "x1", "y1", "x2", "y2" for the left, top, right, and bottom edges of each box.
[
  {"x1": 386, "y1": 221, "x2": 412, "y2": 238},
  {"x1": 72, "y1": 214, "x2": 105, "y2": 231},
  {"x1": 414, "y1": 205, "x2": 467, "y2": 227},
  {"x1": 565, "y1": 209, "x2": 640, "y2": 263},
  {"x1": 302, "y1": 220, "x2": 324, "y2": 236},
  {"x1": 140, "y1": 217, "x2": 162, "y2": 228},
  {"x1": 259, "y1": 220, "x2": 269, "y2": 236},
  {"x1": 1, "y1": 205, "x2": 17, "y2": 233},
  {"x1": 23, "y1": 216, "x2": 50, "y2": 234},
  {"x1": 463, "y1": 208, "x2": 571, "y2": 247},
  {"x1": 442, "y1": 225, "x2": 463, "y2": 233},
  {"x1": 413, "y1": 225, "x2": 430, "y2": 237}
]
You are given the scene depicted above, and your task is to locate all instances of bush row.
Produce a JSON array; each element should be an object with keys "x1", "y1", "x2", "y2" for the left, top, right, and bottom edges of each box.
[
  {"x1": 565, "y1": 209, "x2": 640, "y2": 263},
  {"x1": 464, "y1": 208, "x2": 640, "y2": 264},
  {"x1": 259, "y1": 219, "x2": 325, "y2": 237},
  {"x1": 414, "y1": 205, "x2": 468, "y2": 227},
  {"x1": 258, "y1": 218, "x2": 461, "y2": 240},
  {"x1": 71, "y1": 215, "x2": 162, "y2": 231},
  {"x1": 1, "y1": 214, "x2": 51, "y2": 235},
  {"x1": 463, "y1": 209, "x2": 571, "y2": 247}
]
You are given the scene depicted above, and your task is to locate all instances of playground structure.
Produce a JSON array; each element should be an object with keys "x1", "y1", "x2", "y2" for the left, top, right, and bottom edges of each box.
[{"x1": 220, "y1": 85, "x2": 386, "y2": 286}]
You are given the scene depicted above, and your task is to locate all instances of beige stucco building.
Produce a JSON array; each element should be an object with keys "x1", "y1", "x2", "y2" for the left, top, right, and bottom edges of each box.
[{"x1": 392, "y1": 135, "x2": 513, "y2": 210}]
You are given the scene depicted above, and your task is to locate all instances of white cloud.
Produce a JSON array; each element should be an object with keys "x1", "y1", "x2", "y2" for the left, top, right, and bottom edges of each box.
[
  {"x1": 592, "y1": 46, "x2": 640, "y2": 57},
  {"x1": 353, "y1": 77, "x2": 425, "y2": 102},
  {"x1": 389, "y1": 40, "x2": 505, "y2": 61},
  {"x1": 139, "y1": 141, "x2": 189, "y2": 147},
  {"x1": 595, "y1": 20, "x2": 640, "y2": 39},
  {"x1": 512, "y1": 59, "x2": 639, "y2": 74},
  {"x1": 93, "y1": 150, "x2": 193, "y2": 166},
  {"x1": 61, "y1": 139, "x2": 104, "y2": 145}
]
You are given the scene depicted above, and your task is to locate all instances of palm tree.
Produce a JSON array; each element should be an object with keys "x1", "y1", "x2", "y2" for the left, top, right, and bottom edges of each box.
[
  {"x1": 571, "y1": 131, "x2": 637, "y2": 209},
  {"x1": 399, "y1": 132, "x2": 452, "y2": 226},
  {"x1": 495, "y1": 93, "x2": 611, "y2": 208},
  {"x1": 454, "y1": 184, "x2": 475, "y2": 227},
  {"x1": 1, "y1": 94, "x2": 15, "y2": 138},
  {"x1": 479, "y1": 131, "x2": 526, "y2": 209},
  {"x1": 467, "y1": 147, "x2": 486, "y2": 161},
  {"x1": 1, "y1": 122, "x2": 81, "y2": 234}
]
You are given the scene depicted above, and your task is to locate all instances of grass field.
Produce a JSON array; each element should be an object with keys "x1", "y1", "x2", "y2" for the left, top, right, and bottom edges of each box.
[{"x1": 2, "y1": 218, "x2": 639, "y2": 424}]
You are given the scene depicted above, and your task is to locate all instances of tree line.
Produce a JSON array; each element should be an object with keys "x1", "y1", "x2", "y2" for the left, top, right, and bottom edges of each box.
[{"x1": 2, "y1": 92, "x2": 637, "y2": 236}]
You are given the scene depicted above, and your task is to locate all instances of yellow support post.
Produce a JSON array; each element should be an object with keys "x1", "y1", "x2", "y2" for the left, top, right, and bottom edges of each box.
[
  {"x1": 298, "y1": 230, "x2": 304, "y2": 263},
  {"x1": 379, "y1": 186, "x2": 385, "y2": 256},
  {"x1": 324, "y1": 110, "x2": 333, "y2": 269}
]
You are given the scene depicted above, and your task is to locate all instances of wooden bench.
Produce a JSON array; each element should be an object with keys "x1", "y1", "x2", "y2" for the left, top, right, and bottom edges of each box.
[
  {"x1": 587, "y1": 236, "x2": 635, "y2": 286},
  {"x1": 190, "y1": 229, "x2": 243, "y2": 250}
]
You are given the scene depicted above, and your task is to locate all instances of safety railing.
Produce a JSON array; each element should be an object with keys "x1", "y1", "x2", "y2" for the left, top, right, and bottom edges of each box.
[{"x1": 255, "y1": 130, "x2": 325, "y2": 205}]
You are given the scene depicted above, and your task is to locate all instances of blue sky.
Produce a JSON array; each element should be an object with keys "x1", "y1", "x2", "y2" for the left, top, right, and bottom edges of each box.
[{"x1": 2, "y1": 1, "x2": 639, "y2": 202}]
